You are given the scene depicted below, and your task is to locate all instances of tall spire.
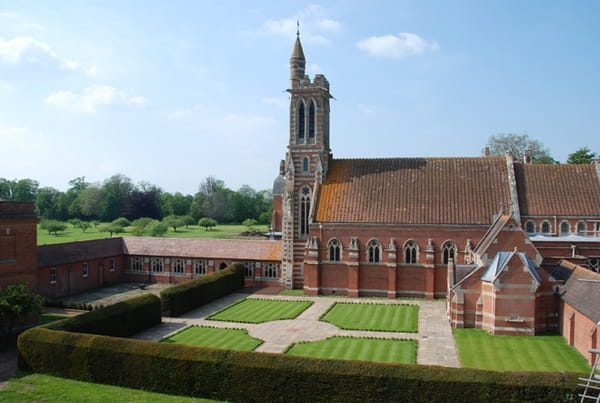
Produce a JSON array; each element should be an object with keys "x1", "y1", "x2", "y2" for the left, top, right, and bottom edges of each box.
[{"x1": 290, "y1": 21, "x2": 305, "y2": 86}]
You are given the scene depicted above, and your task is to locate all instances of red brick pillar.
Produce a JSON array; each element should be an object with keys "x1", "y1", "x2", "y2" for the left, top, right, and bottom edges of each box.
[
  {"x1": 347, "y1": 237, "x2": 360, "y2": 297},
  {"x1": 304, "y1": 239, "x2": 320, "y2": 296},
  {"x1": 385, "y1": 239, "x2": 398, "y2": 298},
  {"x1": 424, "y1": 265, "x2": 434, "y2": 299}
]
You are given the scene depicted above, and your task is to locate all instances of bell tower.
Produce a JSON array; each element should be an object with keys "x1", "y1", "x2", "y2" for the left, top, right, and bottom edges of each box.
[{"x1": 281, "y1": 27, "x2": 332, "y2": 289}]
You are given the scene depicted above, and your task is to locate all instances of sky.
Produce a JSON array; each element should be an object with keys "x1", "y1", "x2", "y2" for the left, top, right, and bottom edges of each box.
[{"x1": 1, "y1": 1, "x2": 599, "y2": 195}]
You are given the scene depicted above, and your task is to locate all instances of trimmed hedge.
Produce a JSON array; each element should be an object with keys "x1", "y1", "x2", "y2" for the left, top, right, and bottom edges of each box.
[
  {"x1": 18, "y1": 326, "x2": 581, "y2": 402},
  {"x1": 43, "y1": 293, "x2": 161, "y2": 338},
  {"x1": 160, "y1": 264, "x2": 244, "y2": 317}
]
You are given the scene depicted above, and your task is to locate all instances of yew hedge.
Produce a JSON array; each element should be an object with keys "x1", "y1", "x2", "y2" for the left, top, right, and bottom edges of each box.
[
  {"x1": 18, "y1": 325, "x2": 581, "y2": 402},
  {"x1": 160, "y1": 264, "x2": 244, "y2": 317}
]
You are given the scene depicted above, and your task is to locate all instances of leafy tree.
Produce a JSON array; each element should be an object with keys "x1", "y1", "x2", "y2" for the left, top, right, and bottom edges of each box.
[
  {"x1": 0, "y1": 284, "x2": 44, "y2": 336},
  {"x1": 111, "y1": 217, "x2": 131, "y2": 228},
  {"x1": 567, "y1": 147, "x2": 597, "y2": 164},
  {"x1": 99, "y1": 224, "x2": 124, "y2": 237},
  {"x1": 258, "y1": 211, "x2": 272, "y2": 225},
  {"x1": 78, "y1": 186, "x2": 105, "y2": 219},
  {"x1": 243, "y1": 218, "x2": 258, "y2": 232},
  {"x1": 0, "y1": 178, "x2": 39, "y2": 201},
  {"x1": 181, "y1": 215, "x2": 196, "y2": 228},
  {"x1": 122, "y1": 188, "x2": 162, "y2": 220},
  {"x1": 39, "y1": 219, "x2": 68, "y2": 236},
  {"x1": 198, "y1": 217, "x2": 217, "y2": 231},
  {"x1": 78, "y1": 221, "x2": 91, "y2": 232},
  {"x1": 484, "y1": 133, "x2": 557, "y2": 164},
  {"x1": 194, "y1": 176, "x2": 234, "y2": 223},
  {"x1": 147, "y1": 221, "x2": 168, "y2": 237},
  {"x1": 130, "y1": 217, "x2": 155, "y2": 236},
  {"x1": 100, "y1": 174, "x2": 134, "y2": 221},
  {"x1": 162, "y1": 215, "x2": 185, "y2": 232},
  {"x1": 35, "y1": 187, "x2": 61, "y2": 219}
]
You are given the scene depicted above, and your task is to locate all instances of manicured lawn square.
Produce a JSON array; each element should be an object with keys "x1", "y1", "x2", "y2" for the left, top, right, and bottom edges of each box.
[
  {"x1": 454, "y1": 329, "x2": 591, "y2": 372},
  {"x1": 162, "y1": 325, "x2": 262, "y2": 351},
  {"x1": 206, "y1": 298, "x2": 313, "y2": 323},
  {"x1": 286, "y1": 336, "x2": 417, "y2": 364},
  {"x1": 320, "y1": 302, "x2": 419, "y2": 332}
]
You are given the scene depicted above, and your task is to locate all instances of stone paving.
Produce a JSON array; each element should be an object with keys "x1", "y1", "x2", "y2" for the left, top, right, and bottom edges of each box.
[{"x1": 133, "y1": 292, "x2": 460, "y2": 367}]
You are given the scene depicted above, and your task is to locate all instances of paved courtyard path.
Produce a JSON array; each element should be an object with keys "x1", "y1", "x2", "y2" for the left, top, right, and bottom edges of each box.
[{"x1": 133, "y1": 292, "x2": 460, "y2": 367}]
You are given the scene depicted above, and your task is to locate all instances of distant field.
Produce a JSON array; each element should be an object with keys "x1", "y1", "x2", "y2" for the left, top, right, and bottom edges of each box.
[
  {"x1": 454, "y1": 329, "x2": 591, "y2": 372},
  {"x1": 37, "y1": 223, "x2": 269, "y2": 245}
]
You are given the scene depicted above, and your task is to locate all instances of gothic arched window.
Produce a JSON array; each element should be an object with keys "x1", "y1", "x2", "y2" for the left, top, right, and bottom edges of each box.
[
  {"x1": 560, "y1": 221, "x2": 570, "y2": 235},
  {"x1": 525, "y1": 220, "x2": 535, "y2": 233},
  {"x1": 404, "y1": 241, "x2": 418, "y2": 264},
  {"x1": 541, "y1": 221, "x2": 551, "y2": 234},
  {"x1": 442, "y1": 242, "x2": 457, "y2": 265},
  {"x1": 297, "y1": 102, "x2": 305, "y2": 142},
  {"x1": 367, "y1": 239, "x2": 382, "y2": 263},
  {"x1": 577, "y1": 221, "x2": 586, "y2": 235},
  {"x1": 328, "y1": 239, "x2": 341, "y2": 262},
  {"x1": 302, "y1": 156, "x2": 309, "y2": 172},
  {"x1": 308, "y1": 101, "x2": 315, "y2": 143},
  {"x1": 299, "y1": 186, "x2": 311, "y2": 237}
]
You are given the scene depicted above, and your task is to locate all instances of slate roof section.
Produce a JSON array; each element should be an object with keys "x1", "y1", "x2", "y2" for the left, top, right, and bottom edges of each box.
[
  {"x1": 38, "y1": 238, "x2": 125, "y2": 267},
  {"x1": 515, "y1": 163, "x2": 600, "y2": 217},
  {"x1": 558, "y1": 260, "x2": 600, "y2": 324},
  {"x1": 481, "y1": 251, "x2": 541, "y2": 283},
  {"x1": 122, "y1": 237, "x2": 281, "y2": 261},
  {"x1": 315, "y1": 157, "x2": 512, "y2": 225}
]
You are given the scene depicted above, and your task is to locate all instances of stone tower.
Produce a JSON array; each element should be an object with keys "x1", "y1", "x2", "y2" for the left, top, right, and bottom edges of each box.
[{"x1": 281, "y1": 30, "x2": 332, "y2": 288}]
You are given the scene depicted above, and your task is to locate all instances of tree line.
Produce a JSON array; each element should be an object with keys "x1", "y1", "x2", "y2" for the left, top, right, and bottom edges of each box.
[{"x1": 0, "y1": 174, "x2": 273, "y2": 225}]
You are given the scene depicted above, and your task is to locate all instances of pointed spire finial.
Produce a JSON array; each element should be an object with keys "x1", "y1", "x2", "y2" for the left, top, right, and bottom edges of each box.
[{"x1": 296, "y1": 21, "x2": 300, "y2": 37}]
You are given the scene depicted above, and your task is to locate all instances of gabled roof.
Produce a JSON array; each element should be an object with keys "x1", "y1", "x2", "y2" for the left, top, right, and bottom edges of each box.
[
  {"x1": 482, "y1": 250, "x2": 541, "y2": 283},
  {"x1": 515, "y1": 163, "x2": 600, "y2": 217},
  {"x1": 122, "y1": 237, "x2": 281, "y2": 261},
  {"x1": 314, "y1": 157, "x2": 512, "y2": 225},
  {"x1": 558, "y1": 260, "x2": 600, "y2": 323}
]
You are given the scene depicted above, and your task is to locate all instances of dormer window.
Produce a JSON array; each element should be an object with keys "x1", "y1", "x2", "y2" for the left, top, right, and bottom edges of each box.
[
  {"x1": 560, "y1": 221, "x2": 570, "y2": 235},
  {"x1": 577, "y1": 221, "x2": 586, "y2": 235}
]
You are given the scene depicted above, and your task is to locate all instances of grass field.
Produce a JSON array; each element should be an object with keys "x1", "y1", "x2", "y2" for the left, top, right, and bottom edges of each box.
[
  {"x1": 454, "y1": 329, "x2": 591, "y2": 372},
  {"x1": 320, "y1": 302, "x2": 419, "y2": 332},
  {"x1": 285, "y1": 336, "x2": 417, "y2": 364},
  {"x1": 162, "y1": 325, "x2": 263, "y2": 350},
  {"x1": 37, "y1": 223, "x2": 269, "y2": 245},
  {"x1": 0, "y1": 373, "x2": 219, "y2": 402},
  {"x1": 207, "y1": 298, "x2": 313, "y2": 323}
]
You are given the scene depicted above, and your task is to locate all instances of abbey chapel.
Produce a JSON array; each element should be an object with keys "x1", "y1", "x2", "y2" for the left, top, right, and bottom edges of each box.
[{"x1": 1, "y1": 33, "x2": 599, "y2": 361}]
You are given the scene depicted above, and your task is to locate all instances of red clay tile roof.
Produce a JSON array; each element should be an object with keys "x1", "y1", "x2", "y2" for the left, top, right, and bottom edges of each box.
[
  {"x1": 122, "y1": 237, "x2": 281, "y2": 261},
  {"x1": 315, "y1": 157, "x2": 512, "y2": 225},
  {"x1": 515, "y1": 163, "x2": 600, "y2": 217},
  {"x1": 38, "y1": 238, "x2": 125, "y2": 267}
]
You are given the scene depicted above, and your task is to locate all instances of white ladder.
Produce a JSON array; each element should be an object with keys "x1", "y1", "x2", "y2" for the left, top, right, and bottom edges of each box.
[{"x1": 580, "y1": 348, "x2": 600, "y2": 402}]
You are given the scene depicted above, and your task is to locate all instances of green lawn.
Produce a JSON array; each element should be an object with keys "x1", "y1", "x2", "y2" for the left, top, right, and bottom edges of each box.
[
  {"x1": 320, "y1": 302, "x2": 419, "y2": 332},
  {"x1": 454, "y1": 329, "x2": 591, "y2": 372},
  {"x1": 0, "y1": 373, "x2": 219, "y2": 402},
  {"x1": 207, "y1": 298, "x2": 313, "y2": 323},
  {"x1": 162, "y1": 325, "x2": 262, "y2": 350},
  {"x1": 37, "y1": 223, "x2": 269, "y2": 245},
  {"x1": 286, "y1": 336, "x2": 417, "y2": 364}
]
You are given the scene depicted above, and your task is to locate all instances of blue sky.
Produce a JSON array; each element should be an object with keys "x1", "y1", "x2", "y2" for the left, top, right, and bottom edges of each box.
[{"x1": 1, "y1": 1, "x2": 599, "y2": 195}]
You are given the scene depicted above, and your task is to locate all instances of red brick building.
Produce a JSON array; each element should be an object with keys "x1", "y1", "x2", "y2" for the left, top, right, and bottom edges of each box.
[
  {"x1": 0, "y1": 201, "x2": 37, "y2": 290},
  {"x1": 274, "y1": 33, "x2": 600, "y2": 337}
]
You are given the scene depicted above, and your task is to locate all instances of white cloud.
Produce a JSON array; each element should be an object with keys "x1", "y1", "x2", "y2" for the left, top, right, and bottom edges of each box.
[
  {"x1": 0, "y1": 36, "x2": 97, "y2": 75},
  {"x1": 357, "y1": 33, "x2": 439, "y2": 58},
  {"x1": 358, "y1": 104, "x2": 377, "y2": 116},
  {"x1": 0, "y1": 12, "x2": 20, "y2": 19},
  {"x1": 259, "y1": 4, "x2": 341, "y2": 45},
  {"x1": 45, "y1": 85, "x2": 149, "y2": 113}
]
